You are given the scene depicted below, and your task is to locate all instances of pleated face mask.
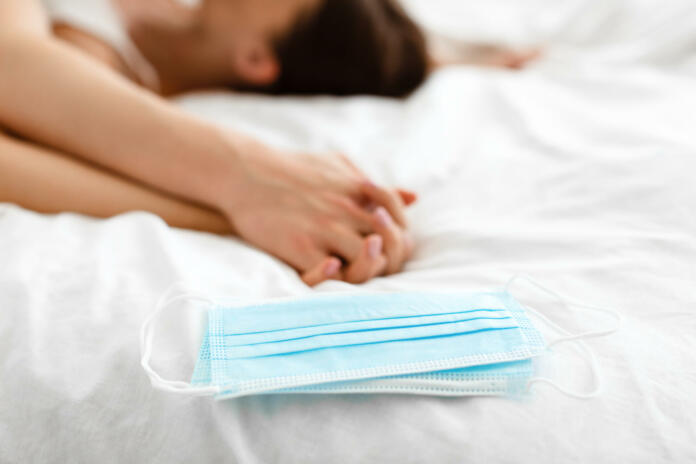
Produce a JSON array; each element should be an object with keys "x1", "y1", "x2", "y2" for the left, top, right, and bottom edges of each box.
[{"x1": 140, "y1": 276, "x2": 621, "y2": 400}]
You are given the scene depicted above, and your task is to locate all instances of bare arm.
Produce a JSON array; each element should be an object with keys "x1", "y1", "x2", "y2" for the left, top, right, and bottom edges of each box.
[
  {"x1": 0, "y1": 130, "x2": 231, "y2": 234},
  {"x1": 0, "y1": 0, "x2": 416, "y2": 284},
  {"x1": 0, "y1": 0, "x2": 236, "y2": 209},
  {"x1": 427, "y1": 31, "x2": 540, "y2": 71}
]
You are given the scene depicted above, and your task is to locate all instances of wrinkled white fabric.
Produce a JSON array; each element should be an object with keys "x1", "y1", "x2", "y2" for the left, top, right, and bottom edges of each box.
[{"x1": 1, "y1": 0, "x2": 696, "y2": 463}]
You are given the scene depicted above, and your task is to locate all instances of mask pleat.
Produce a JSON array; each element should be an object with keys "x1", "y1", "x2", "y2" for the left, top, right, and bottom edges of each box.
[
  {"x1": 219, "y1": 292, "x2": 509, "y2": 334},
  {"x1": 223, "y1": 309, "x2": 509, "y2": 345},
  {"x1": 224, "y1": 317, "x2": 518, "y2": 359}
]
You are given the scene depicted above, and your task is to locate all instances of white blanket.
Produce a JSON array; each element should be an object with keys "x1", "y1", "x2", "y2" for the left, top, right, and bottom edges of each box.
[{"x1": 1, "y1": 0, "x2": 695, "y2": 462}]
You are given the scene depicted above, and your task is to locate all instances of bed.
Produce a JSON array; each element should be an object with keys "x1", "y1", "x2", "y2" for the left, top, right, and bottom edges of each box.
[{"x1": 1, "y1": 0, "x2": 695, "y2": 462}]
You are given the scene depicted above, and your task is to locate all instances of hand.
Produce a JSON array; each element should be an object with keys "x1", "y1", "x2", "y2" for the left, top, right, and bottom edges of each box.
[
  {"x1": 221, "y1": 134, "x2": 416, "y2": 285},
  {"x1": 431, "y1": 44, "x2": 541, "y2": 71},
  {"x1": 472, "y1": 46, "x2": 541, "y2": 69}
]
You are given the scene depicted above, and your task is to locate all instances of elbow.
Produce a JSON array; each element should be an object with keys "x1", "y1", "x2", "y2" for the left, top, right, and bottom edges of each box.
[
  {"x1": 0, "y1": 7, "x2": 50, "y2": 46},
  {"x1": 0, "y1": 34, "x2": 53, "y2": 85},
  {"x1": 0, "y1": 33, "x2": 48, "y2": 54},
  {"x1": 0, "y1": 18, "x2": 52, "y2": 53}
]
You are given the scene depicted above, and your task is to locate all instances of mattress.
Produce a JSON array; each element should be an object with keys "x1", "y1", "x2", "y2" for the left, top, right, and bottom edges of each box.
[{"x1": 1, "y1": 0, "x2": 695, "y2": 462}]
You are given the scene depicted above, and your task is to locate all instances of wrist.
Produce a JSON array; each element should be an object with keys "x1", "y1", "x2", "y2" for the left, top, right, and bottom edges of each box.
[
  {"x1": 200, "y1": 128, "x2": 286, "y2": 225},
  {"x1": 202, "y1": 128, "x2": 268, "y2": 220},
  {"x1": 188, "y1": 126, "x2": 244, "y2": 210}
]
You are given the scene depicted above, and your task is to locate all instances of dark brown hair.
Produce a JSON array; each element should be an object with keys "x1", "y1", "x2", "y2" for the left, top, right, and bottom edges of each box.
[{"x1": 270, "y1": 0, "x2": 428, "y2": 97}]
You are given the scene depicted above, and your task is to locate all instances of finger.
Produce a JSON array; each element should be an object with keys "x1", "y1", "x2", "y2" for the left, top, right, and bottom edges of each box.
[
  {"x1": 403, "y1": 231, "x2": 415, "y2": 260},
  {"x1": 326, "y1": 194, "x2": 375, "y2": 234},
  {"x1": 337, "y1": 153, "x2": 365, "y2": 178},
  {"x1": 284, "y1": 234, "x2": 333, "y2": 273},
  {"x1": 397, "y1": 189, "x2": 418, "y2": 206},
  {"x1": 344, "y1": 235, "x2": 388, "y2": 284},
  {"x1": 361, "y1": 181, "x2": 408, "y2": 227},
  {"x1": 517, "y1": 48, "x2": 542, "y2": 64},
  {"x1": 506, "y1": 48, "x2": 542, "y2": 69},
  {"x1": 372, "y1": 206, "x2": 406, "y2": 275},
  {"x1": 320, "y1": 224, "x2": 364, "y2": 263},
  {"x1": 301, "y1": 256, "x2": 342, "y2": 287}
]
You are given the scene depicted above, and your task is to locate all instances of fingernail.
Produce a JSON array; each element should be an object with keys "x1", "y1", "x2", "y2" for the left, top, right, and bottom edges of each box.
[
  {"x1": 324, "y1": 259, "x2": 341, "y2": 277},
  {"x1": 367, "y1": 236, "x2": 382, "y2": 258},
  {"x1": 362, "y1": 180, "x2": 376, "y2": 190},
  {"x1": 374, "y1": 207, "x2": 392, "y2": 226}
]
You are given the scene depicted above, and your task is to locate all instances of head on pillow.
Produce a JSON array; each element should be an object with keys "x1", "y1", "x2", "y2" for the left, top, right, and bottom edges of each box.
[{"x1": 201, "y1": 0, "x2": 428, "y2": 97}]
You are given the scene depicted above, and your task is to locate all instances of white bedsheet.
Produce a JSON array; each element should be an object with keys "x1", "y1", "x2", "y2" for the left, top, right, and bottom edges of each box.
[{"x1": 1, "y1": 1, "x2": 695, "y2": 462}]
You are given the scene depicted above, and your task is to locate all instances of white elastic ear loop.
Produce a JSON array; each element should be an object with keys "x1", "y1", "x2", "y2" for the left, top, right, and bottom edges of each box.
[
  {"x1": 140, "y1": 286, "x2": 220, "y2": 396},
  {"x1": 506, "y1": 274, "x2": 622, "y2": 399}
]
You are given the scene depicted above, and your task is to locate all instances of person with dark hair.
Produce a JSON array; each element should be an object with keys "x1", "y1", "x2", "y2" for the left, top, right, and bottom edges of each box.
[
  {"x1": 47, "y1": 0, "x2": 534, "y2": 96},
  {"x1": 271, "y1": 0, "x2": 428, "y2": 96},
  {"x1": 0, "y1": 0, "x2": 535, "y2": 285}
]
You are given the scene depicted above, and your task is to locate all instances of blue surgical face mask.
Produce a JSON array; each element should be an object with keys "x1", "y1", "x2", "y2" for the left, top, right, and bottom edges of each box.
[{"x1": 140, "y1": 276, "x2": 621, "y2": 400}]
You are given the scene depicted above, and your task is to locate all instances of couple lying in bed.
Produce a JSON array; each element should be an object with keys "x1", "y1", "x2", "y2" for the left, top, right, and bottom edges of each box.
[{"x1": 0, "y1": 0, "x2": 537, "y2": 285}]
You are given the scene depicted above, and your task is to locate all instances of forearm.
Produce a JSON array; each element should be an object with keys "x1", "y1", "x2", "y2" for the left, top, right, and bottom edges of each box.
[
  {"x1": 0, "y1": 130, "x2": 231, "y2": 234},
  {"x1": 0, "y1": 34, "x2": 237, "y2": 210}
]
